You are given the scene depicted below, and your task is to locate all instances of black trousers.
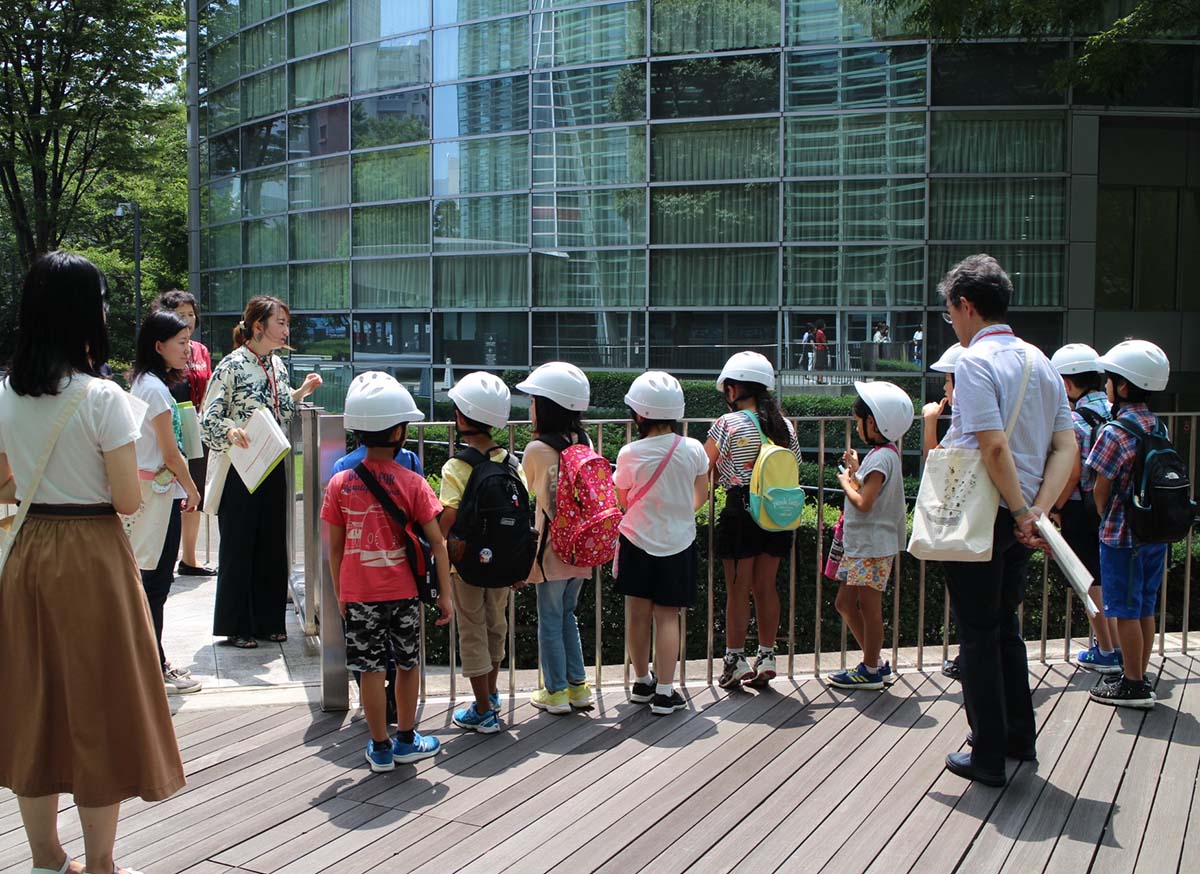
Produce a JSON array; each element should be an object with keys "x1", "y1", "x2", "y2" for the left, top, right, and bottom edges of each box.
[
  {"x1": 213, "y1": 461, "x2": 289, "y2": 639},
  {"x1": 142, "y1": 498, "x2": 183, "y2": 669},
  {"x1": 944, "y1": 509, "x2": 1037, "y2": 772}
]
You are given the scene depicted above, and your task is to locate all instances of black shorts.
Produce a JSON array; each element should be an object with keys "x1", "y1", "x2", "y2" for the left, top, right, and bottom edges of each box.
[
  {"x1": 715, "y1": 488, "x2": 794, "y2": 561},
  {"x1": 344, "y1": 599, "x2": 420, "y2": 674},
  {"x1": 613, "y1": 536, "x2": 697, "y2": 609},
  {"x1": 1059, "y1": 498, "x2": 1102, "y2": 584}
]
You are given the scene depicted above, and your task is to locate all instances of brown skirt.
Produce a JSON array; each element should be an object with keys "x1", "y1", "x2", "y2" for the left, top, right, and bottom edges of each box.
[{"x1": 0, "y1": 508, "x2": 185, "y2": 806}]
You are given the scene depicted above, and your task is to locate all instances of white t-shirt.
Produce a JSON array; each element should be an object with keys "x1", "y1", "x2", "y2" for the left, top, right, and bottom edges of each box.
[
  {"x1": 132, "y1": 373, "x2": 186, "y2": 500},
  {"x1": 0, "y1": 374, "x2": 142, "y2": 504},
  {"x1": 842, "y1": 445, "x2": 906, "y2": 558},
  {"x1": 614, "y1": 433, "x2": 709, "y2": 557}
]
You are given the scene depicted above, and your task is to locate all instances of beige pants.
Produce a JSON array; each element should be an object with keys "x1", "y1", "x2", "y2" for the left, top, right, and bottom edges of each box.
[{"x1": 454, "y1": 573, "x2": 510, "y2": 679}]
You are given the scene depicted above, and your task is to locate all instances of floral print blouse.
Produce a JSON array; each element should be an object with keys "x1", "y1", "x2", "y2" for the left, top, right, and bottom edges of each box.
[{"x1": 200, "y1": 346, "x2": 297, "y2": 453}]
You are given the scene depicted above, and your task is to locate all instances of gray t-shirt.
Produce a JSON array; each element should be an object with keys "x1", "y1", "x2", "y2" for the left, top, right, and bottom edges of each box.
[{"x1": 843, "y1": 445, "x2": 906, "y2": 558}]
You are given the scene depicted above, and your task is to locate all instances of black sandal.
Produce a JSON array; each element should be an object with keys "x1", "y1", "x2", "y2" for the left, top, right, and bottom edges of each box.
[
  {"x1": 222, "y1": 636, "x2": 258, "y2": 649},
  {"x1": 267, "y1": 633, "x2": 288, "y2": 643},
  {"x1": 178, "y1": 561, "x2": 216, "y2": 576}
]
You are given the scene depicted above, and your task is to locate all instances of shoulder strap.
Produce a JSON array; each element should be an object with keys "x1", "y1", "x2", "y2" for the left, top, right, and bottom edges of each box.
[
  {"x1": 354, "y1": 463, "x2": 420, "y2": 577},
  {"x1": 1003, "y1": 344, "x2": 1035, "y2": 438},
  {"x1": 626, "y1": 434, "x2": 682, "y2": 512},
  {"x1": 740, "y1": 410, "x2": 772, "y2": 446},
  {"x1": 536, "y1": 433, "x2": 571, "y2": 454},
  {"x1": 1077, "y1": 406, "x2": 1108, "y2": 429},
  {"x1": 1108, "y1": 417, "x2": 1148, "y2": 443}
]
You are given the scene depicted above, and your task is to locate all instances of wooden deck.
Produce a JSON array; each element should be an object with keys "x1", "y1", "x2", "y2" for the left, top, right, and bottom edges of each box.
[{"x1": 2, "y1": 654, "x2": 1198, "y2": 874}]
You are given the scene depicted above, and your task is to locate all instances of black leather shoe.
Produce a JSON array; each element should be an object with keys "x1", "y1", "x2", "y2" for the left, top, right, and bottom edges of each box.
[
  {"x1": 965, "y1": 732, "x2": 1037, "y2": 762},
  {"x1": 945, "y1": 751, "x2": 1006, "y2": 787}
]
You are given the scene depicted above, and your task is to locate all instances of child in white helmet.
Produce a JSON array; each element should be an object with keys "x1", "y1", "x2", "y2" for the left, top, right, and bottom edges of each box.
[
  {"x1": 705, "y1": 351, "x2": 802, "y2": 690},
  {"x1": 828, "y1": 381, "x2": 913, "y2": 691},
  {"x1": 321, "y1": 372, "x2": 452, "y2": 772},
  {"x1": 614, "y1": 372, "x2": 710, "y2": 714},
  {"x1": 440, "y1": 371, "x2": 531, "y2": 734},
  {"x1": 1049, "y1": 343, "x2": 1118, "y2": 674}
]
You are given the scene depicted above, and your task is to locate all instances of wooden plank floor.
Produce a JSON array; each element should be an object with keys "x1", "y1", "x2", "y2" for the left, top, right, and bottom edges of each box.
[{"x1": 2, "y1": 655, "x2": 1198, "y2": 874}]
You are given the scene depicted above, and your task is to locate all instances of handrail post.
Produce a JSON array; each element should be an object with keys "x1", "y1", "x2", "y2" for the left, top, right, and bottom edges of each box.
[
  {"x1": 892, "y1": 550, "x2": 901, "y2": 671},
  {"x1": 1064, "y1": 589, "x2": 1073, "y2": 663},
  {"x1": 787, "y1": 418, "x2": 797, "y2": 679},
  {"x1": 707, "y1": 471, "x2": 716, "y2": 686},
  {"x1": 840, "y1": 420, "x2": 851, "y2": 671},
  {"x1": 508, "y1": 423, "x2": 517, "y2": 699},
  {"x1": 594, "y1": 421, "x2": 604, "y2": 691},
  {"x1": 916, "y1": 559, "x2": 926, "y2": 671},
  {"x1": 1185, "y1": 414, "x2": 1196, "y2": 654},
  {"x1": 417, "y1": 425, "x2": 427, "y2": 701},
  {"x1": 1039, "y1": 552, "x2": 1049, "y2": 663},
  {"x1": 317, "y1": 409, "x2": 349, "y2": 712},
  {"x1": 301, "y1": 405, "x2": 321, "y2": 637},
  {"x1": 814, "y1": 420, "x2": 825, "y2": 677}
]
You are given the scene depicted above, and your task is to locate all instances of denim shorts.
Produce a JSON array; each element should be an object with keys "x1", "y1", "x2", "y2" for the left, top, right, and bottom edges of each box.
[{"x1": 1099, "y1": 543, "x2": 1168, "y2": 620}]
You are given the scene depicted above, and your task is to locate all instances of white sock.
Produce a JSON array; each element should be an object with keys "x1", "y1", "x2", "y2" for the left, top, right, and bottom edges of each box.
[
  {"x1": 758, "y1": 646, "x2": 774, "y2": 656},
  {"x1": 635, "y1": 673, "x2": 653, "y2": 686},
  {"x1": 726, "y1": 648, "x2": 743, "y2": 659},
  {"x1": 1099, "y1": 647, "x2": 1115, "y2": 656},
  {"x1": 864, "y1": 663, "x2": 880, "y2": 673},
  {"x1": 656, "y1": 683, "x2": 674, "y2": 697}
]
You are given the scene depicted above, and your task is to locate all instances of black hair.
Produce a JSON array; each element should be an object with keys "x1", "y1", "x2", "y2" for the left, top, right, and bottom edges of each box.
[
  {"x1": 627, "y1": 406, "x2": 682, "y2": 439},
  {"x1": 354, "y1": 423, "x2": 409, "y2": 448},
  {"x1": 533, "y1": 395, "x2": 588, "y2": 444},
  {"x1": 452, "y1": 405, "x2": 492, "y2": 438},
  {"x1": 132, "y1": 310, "x2": 191, "y2": 384},
  {"x1": 724, "y1": 379, "x2": 791, "y2": 446},
  {"x1": 155, "y1": 289, "x2": 200, "y2": 326},
  {"x1": 853, "y1": 397, "x2": 889, "y2": 446},
  {"x1": 938, "y1": 253, "x2": 1012, "y2": 321},
  {"x1": 1107, "y1": 373, "x2": 1152, "y2": 414},
  {"x1": 815, "y1": 319, "x2": 826, "y2": 330},
  {"x1": 8, "y1": 251, "x2": 110, "y2": 397},
  {"x1": 1064, "y1": 370, "x2": 1105, "y2": 395}
]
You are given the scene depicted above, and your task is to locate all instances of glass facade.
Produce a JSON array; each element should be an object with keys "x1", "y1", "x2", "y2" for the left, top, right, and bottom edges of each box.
[{"x1": 194, "y1": 0, "x2": 1102, "y2": 408}]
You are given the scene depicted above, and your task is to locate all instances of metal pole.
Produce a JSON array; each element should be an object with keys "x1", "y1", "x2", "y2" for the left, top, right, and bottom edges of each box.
[
  {"x1": 133, "y1": 202, "x2": 142, "y2": 330},
  {"x1": 418, "y1": 424, "x2": 427, "y2": 700},
  {"x1": 1185, "y1": 415, "x2": 1196, "y2": 654},
  {"x1": 508, "y1": 423, "x2": 517, "y2": 699},
  {"x1": 916, "y1": 559, "x2": 926, "y2": 671},
  {"x1": 787, "y1": 417, "x2": 797, "y2": 678},
  {"x1": 839, "y1": 419, "x2": 851, "y2": 671},
  {"x1": 448, "y1": 419, "x2": 457, "y2": 701},
  {"x1": 1040, "y1": 552, "x2": 1050, "y2": 663},
  {"x1": 1064, "y1": 590, "x2": 1073, "y2": 663},
  {"x1": 942, "y1": 580, "x2": 950, "y2": 666},
  {"x1": 891, "y1": 550, "x2": 901, "y2": 671},
  {"x1": 707, "y1": 472, "x2": 716, "y2": 686},
  {"x1": 814, "y1": 420, "x2": 826, "y2": 677},
  {"x1": 594, "y1": 422, "x2": 603, "y2": 691}
]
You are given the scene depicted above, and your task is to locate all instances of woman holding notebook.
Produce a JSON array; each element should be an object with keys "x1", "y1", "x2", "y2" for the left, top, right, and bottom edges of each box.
[{"x1": 200, "y1": 296, "x2": 321, "y2": 648}]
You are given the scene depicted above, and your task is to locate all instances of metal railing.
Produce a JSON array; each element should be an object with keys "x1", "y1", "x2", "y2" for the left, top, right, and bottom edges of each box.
[{"x1": 294, "y1": 407, "x2": 1199, "y2": 712}]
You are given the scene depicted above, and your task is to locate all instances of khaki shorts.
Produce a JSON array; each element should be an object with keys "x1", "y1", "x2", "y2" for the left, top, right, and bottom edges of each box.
[{"x1": 454, "y1": 573, "x2": 510, "y2": 679}]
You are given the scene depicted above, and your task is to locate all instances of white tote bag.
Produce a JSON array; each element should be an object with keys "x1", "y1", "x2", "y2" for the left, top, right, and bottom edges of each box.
[{"x1": 907, "y1": 345, "x2": 1033, "y2": 563}]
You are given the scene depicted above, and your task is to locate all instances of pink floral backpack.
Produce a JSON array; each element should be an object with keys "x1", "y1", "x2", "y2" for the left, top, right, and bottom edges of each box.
[{"x1": 536, "y1": 434, "x2": 623, "y2": 571}]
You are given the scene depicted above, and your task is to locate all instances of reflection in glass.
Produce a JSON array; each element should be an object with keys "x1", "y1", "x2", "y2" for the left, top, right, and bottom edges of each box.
[
  {"x1": 652, "y1": 0, "x2": 778, "y2": 54},
  {"x1": 353, "y1": 258, "x2": 432, "y2": 309},
  {"x1": 434, "y1": 254, "x2": 527, "y2": 307},
  {"x1": 532, "y1": 311, "x2": 645, "y2": 368},
  {"x1": 244, "y1": 216, "x2": 288, "y2": 264},
  {"x1": 532, "y1": 2, "x2": 646, "y2": 67},
  {"x1": 242, "y1": 69, "x2": 287, "y2": 121},
  {"x1": 208, "y1": 177, "x2": 242, "y2": 224},
  {"x1": 649, "y1": 311, "x2": 776, "y2": 370},
  {"x1": 784, "y1": 247, "x2": 837, "y2": 306},
  {"x1": 651, "y1": 184, "x2": 778, "y2": 244},
  {"x1": 353, "y1": 145, "x2": 430, "y2": 202},
  {"x1": 435, "y1": 311, "x2": 529, "y2": 367},
  {"x1": 930, "y1": 179, "x2": 1066, "y2": 241},
  {"x1": 289, "y1": 103, "x2": 350, "y2": 158},
  {"x1": 786, "y1": 113, "x2": 925, "y2": 177},
  {"x1": 534, "y1": 250, "x2": 645, "y2": 307},
  {"x1": 289, "y1": 314, "x2": 351, "y2": 359},
  {"x1": 291, "y1": 262, "x2": 350, "y2": 309},
  {"x1": 353, "y1": 313, "x2": 431, "y2": 360},
  {"x1": 785, "y1": 180, "x2": 925, "y2": 241},
  {"x1": 290, "y1": 208, "x2": 350, "y2": 260},
  {"x1": 651, "y1": 54, "x2": 779, "y2": 119},
  {"x1": 207, "y1": 36, "x2": 240, "y2": 90},
  {"x1": 289, "y1": 52, "x2": 350, "y2": 108},
  {"x1": 435, "y1": 135, "x2": 530, "y2": 195},
  {"x1": 207, "y1": 223, "x2": 242, "y2": 269},
  {"x1": 208, "y1": 84, "x2": 241, "y2": 134},
  {"x1": 244, "y1": 265, "x2": 288, "y2": 302},
  {"x1": 1095, "y1": 188, "x2": 1134, "y2": 309},
  {"x1": 433, "y1": 19, "x2": 529, "y2": 82},
  {"x1": 352, "y1": 203, "x2": 432, "y2": 256},
  {"x1": 785, "y1": 46, "x2": 926, "y2": 109},
  {"x1": 532, "y1": 189, "x2": 647, "y2": 248},
  {"x1": 930, "y1": 245, "x2": 1064, "y2": 306},
  {"x1": 930, "y1": 112, "x2": 1066, "y2": 173},
  {"x1": 205, "y1": 270, "x2": 243, "y2": 314},
  {"x1": 432, "y1": 76, "x2": 528, "y2": 139},
  {"x1": 243, "y1": 168, "x2": 288, "y2": 217},
  {"x1": 532, "y1": 64, "x2": 647, "y2": 128},
  {"x1": 932, "y1": 44, "x2": 1066, "y2": 106},
  {"x1": 436, "y1": 0, "x2": 528, "y2": 26},
  {"x1": 651, "y1": 119, "x2": 778, "y2": 182},
  {"x1": 532, "y1": 127, "x2": 646, "y2": 188},
  {"x1": 785, "y1": 0, "x2": 914, "y2": 45},
  {"x1": 242, "y1": 19, "x2": 286, "y2": 72},
  {"x1": 289, "y1": 156, "x2": 350, "y2": 210},
  {"x1": 290, "y1": 0, "x2": 349, "y2": 59},
  {"x1": 651, "y1": 249, "x2": 777, "y2": 306},
  {"x1": 242, "y1": 117, "x2": 289, "y2": 171},
  {"x1": 352, "y1": 34, "x2": 432, "y2": 95},
  {"x1": 203, "y1": 0, "x2": 241, "y2": 45},
  {"x1": 351, "y1": 91, "x2": 431, "y2": 148},
  {"x1": 210, "y1": 130, "x2": 240, "y2": 178},
  {"x1": 785, "y1": 245, "x2": 925, "y2": 307},
  {"x1": 352, "y1": 0, "x2": 430, "y2": 43},
  {"x1": 434, "y1": 195, "x2": 529, "y2": 251}
]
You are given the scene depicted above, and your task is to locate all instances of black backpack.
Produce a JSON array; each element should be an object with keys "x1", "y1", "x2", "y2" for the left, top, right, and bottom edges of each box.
[
  {"x1": 447, "y1": 446, "x2": 538, "y2": 587},
  {"x1": 1077, "y1": 406, "x2": 1108, "y2": 432},
  {"x1": 1108, "y1": 417, "x2": 1196, "y2": 544}
]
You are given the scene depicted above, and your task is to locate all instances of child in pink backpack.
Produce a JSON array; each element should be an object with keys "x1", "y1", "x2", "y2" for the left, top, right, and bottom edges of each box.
[{"x1": 518, "y1": 362, "x2": 606, "y2": 714}]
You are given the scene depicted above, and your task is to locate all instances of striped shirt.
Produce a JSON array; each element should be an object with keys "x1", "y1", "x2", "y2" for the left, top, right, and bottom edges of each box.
[{"x1": 707, "y1": 410, "x2": 802, "y2": 488}]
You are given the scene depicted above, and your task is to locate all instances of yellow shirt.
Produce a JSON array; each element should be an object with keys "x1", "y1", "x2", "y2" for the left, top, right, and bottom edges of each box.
[{"x1": 439, "y1": 448, "x2": 525, "y2": 510}]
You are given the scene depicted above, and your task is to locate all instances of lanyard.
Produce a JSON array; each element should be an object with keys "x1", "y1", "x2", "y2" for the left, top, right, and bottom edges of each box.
[
  {"x1": 969, "y1": 326, "x2": 1015, "y2": 346},
  {"x1": 253, "y1": 350, "x2": 280, "y2": 419}
]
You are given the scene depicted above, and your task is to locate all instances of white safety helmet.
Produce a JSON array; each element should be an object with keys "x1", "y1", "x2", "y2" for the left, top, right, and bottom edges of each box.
[
  {"x1": 515, "y1": 361, "x2": 590, "y2": 411},
  {"x1": 1097, "y1": 340, "x2": 1170, "y2": 392},
  {"x1": 343, "y1": 371, "x2": 425, "y2": 431},
  {"x1": 854, "y1": 380, "x2": 915, "y2": 443},
  {"x1": 1050, "y1": 343, "x2": 1102, "y2": 376},
  {"x1": 717, "y1": 350, "x2": 775, "y2": 392},
  {"x1": 930, "y1": 343, "x2": 964, "y2": 374},
  {"x1": 447, "y1": 371, "x2": 512, "y2": 430},
  {"x1": 625, "y1": 371, "x2": 686, "y2": 421}
]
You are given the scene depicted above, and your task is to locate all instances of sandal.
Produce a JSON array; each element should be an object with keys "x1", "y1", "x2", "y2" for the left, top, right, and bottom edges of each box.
[
  {"x1": 267, "y1": 633, "x2": 288, "y2": 643},
  {"x1": 222, "y1": 636, "x2": 258, "y2": 649}
]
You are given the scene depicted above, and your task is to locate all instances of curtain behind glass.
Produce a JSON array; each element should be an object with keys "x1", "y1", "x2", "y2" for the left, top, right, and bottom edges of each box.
[
  {"x1": 291, "y1": 0, "x2": 350, "y2": 59},
  {"x1": 652, "y1": 119, "x2": 778, "y2": 181},
  {"x1": 291, "y1": 52, "x2": 350, "y2": 108},
  {"x1": 291, "y1": 261, "x2": 350, "y2": 309},
  {"x1": 434, "y1": 254, "x2": 527, "y2": 307},
  {"x1": 352, "y1": 203, "x2": 431, "y2": 256},
  {"x1": 534, "y1": 250, "x2": 645, "y2": 307},
  {"x1": 353, "y1": 145, "x2": 430, "y2": 201},
  {"x1": 353, "y1": 258, "x2": 432, "y2": 309},
  {"x1": 931, "y1": 113, "x2": 1066, "y2": 173},
  {"x1": 931, "y1": 179, "x2": 1066, "y2": 241},
  {"x1": 651, "y1": 0, "x2": 780, "y2": 54},
  {"x1": 930, "y1": 244, "x2": 1064, "y2": 306},
  {"x1": 289, "y1": 157, "x2": 350, "y2": 211},
  {"x1": 651, "y1": 248, "x2": 777, "y2": 306},
  {"x1": 652, "y1": 184, "x2": 778, "y2": 244}
]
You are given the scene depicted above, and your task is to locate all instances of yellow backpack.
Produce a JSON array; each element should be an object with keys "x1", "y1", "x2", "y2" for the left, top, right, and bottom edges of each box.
[{"x1": 741, "y1": 411, "x2": 805, "y2": 531}]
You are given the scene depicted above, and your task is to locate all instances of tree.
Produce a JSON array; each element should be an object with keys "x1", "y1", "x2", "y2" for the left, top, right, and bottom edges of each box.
[
  {"x1": 876, "y1": 1, "x2": 1200, "y2": 96},
  {"x1": 0, "y1": 1, "x2": 182, "y2": 269}
]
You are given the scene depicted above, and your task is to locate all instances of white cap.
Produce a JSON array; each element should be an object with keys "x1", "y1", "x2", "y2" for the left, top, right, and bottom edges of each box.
[
  {"x1": 854, "y1": 380, "x2": 915, "y2": 442},
  {"x1": 625, "y1": 371, "x2": 685, "y2": 420},
  {"x1": 1051, "y1": 343, "x2": 1102, "y2": 376},
  {"x1": 515, "y1": 361, "x2": 590, "y2": 411},
  {"x1": 1097, "y1": 340, "x2": 1170, "y2": 392},
  {"x1": 717, "y1": 351, "x2": 775, "y2": 392},
  {"x1": 930, "y1": 343, "x2": 963, "y2": 374},
  {"x1": 343, "y1": 371, "x2": 425, "y2": 431},
  {"x1": 447, "y1": 371, "x2": 512, "y2": 429}
]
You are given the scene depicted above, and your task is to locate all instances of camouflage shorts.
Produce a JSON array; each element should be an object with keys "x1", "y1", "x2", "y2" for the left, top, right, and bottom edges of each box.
[{"x1": 344, "y1": 599, "x2": 420, "y2": 673}]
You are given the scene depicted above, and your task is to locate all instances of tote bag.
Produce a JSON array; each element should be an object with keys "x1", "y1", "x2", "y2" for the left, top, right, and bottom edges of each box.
[{"x1": 907, "y1": 345, "x2": 1033, "y2": 563}]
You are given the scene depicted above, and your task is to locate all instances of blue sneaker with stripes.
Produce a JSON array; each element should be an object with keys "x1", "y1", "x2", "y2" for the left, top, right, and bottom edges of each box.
[
  {"x1": 453, "y1": 703, "x2": 502, "y2": 734},
  {"x1": 393, "y1": 731, "x2": 441, "y2": 763},
  {"x1": 828, "y1": 663, "x2": 885, "y2": 691}
]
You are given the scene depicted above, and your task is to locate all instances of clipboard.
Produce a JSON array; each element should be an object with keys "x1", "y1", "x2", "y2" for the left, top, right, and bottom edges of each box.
[
  {"x1": 1035, "y1": 515, "x2": 1100, "y2": 618},
  {"x1": 229, "y1": 407, "x2": 290, "y2": 494}
]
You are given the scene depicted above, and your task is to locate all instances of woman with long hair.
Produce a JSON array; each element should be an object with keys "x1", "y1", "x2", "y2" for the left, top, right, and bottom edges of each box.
[
  {"x1": 200, "y1": 296, "x2": 321, "y2": 648},
  {"x1": 0, "y1": 251, "x2": 184, "y2": 874},
  {"x1": 154, "y1": 289, "x2": 215, "y2": 576}
]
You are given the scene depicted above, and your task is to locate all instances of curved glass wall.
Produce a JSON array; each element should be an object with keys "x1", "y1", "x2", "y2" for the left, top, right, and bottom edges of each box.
[{"x1": 194, "y1": 0, "x2": 1091, "y2": 408}]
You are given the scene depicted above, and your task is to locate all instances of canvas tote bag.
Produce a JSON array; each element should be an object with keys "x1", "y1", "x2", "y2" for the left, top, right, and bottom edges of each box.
[{"x1": 908, "y1": 344, "x2": 1033, "y2": 563}]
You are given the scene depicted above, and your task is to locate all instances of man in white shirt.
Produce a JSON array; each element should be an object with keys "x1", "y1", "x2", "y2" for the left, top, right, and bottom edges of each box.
[{"x1": 939, "y1": 255, "x2": 1076, "y2": 787}]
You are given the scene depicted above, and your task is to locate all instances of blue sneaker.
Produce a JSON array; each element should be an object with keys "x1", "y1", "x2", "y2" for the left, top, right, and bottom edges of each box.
[
  {"x1": 1077, "y1": 645, "x2": 1123, "y2": 675},
  {"x1": 365, "y1": 739, "x2": 395, "y2": 773},
  {"x1": 393, "y1": 731, "x2": 440, "y2": 763},
  {"x1": 878, "y1": 660, "x2": 896, "y2": 685},
  {"x1": 490, "y1": 690, "x2": 501, "y2": 711},
  {"x1": 828, "y1": 663, "x2": 885, "y2": 691},
  {"x1": 453, "y1": 703, "x2": 502, "y2": 734}
]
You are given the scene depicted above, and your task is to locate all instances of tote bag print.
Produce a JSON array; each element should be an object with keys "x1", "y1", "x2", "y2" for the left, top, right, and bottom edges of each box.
[{"x1": 908, "y1": 447, "x2": 1000, "y2": 562}]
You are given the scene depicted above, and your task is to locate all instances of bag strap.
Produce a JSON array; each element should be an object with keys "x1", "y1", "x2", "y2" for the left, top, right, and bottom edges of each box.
[
  {"x1": 625, "y1": 434, "x2": 682, "y2": 512},
  {"x1": 454, "y1": 445, "x2": 502, "y2": 468},
  {"x1": 353, "y1": 462, "x2": 421, "y2": 578},
  {"x1": 1002, "y1": 344, "x2": 1035, "y2": 439},
  {"x1": 1, "y1": 378, "x2": 94, "y2": 569},
  {"x1": 740, "y1": 410, "x2": 773, "y2": 446}
]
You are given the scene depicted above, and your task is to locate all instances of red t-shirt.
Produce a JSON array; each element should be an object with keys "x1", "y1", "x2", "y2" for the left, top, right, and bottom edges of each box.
[
  {"x1": 320, "y1": 458, "x2": 442, "y2": 603},
  {"x1": 185, "y1": 340, "x2": 212, "y2": 408}
]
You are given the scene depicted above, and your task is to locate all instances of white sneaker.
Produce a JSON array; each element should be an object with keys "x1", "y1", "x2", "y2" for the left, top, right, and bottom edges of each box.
[
  {"x1": 753, "y1": 650, "x2": 777, "y2": 682},
  {"x1": 164, "y1": 665, "x2": 202, "y2": 694}
]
